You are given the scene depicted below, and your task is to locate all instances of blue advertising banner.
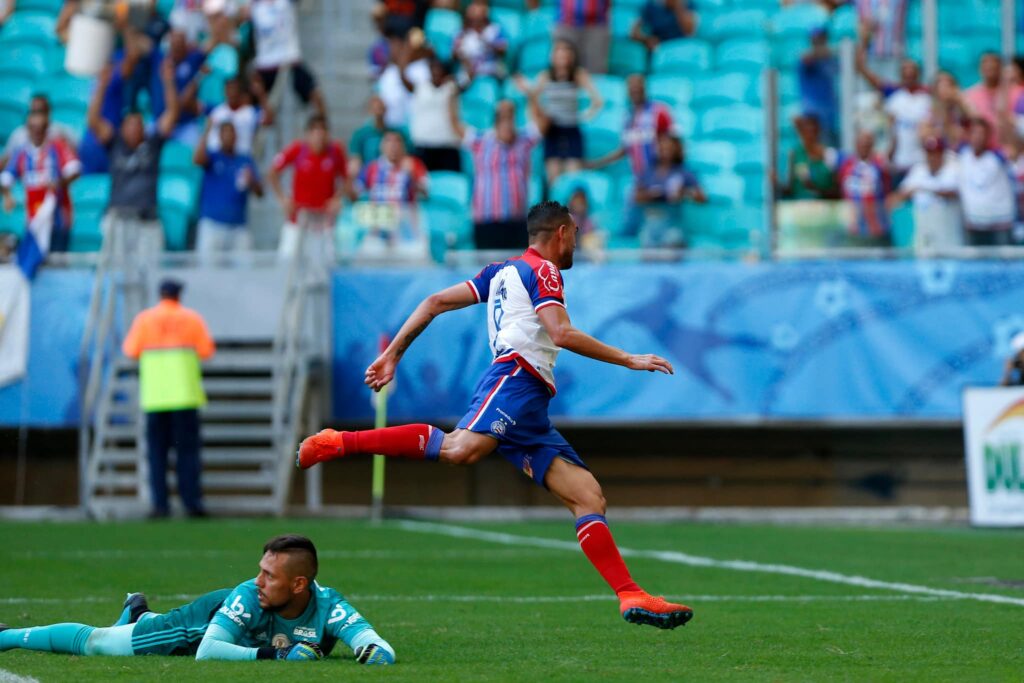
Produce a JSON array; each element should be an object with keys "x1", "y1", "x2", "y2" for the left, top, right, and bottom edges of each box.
[{"x1": 332, "y1": 260, "x2": 1024, "y2": 422}]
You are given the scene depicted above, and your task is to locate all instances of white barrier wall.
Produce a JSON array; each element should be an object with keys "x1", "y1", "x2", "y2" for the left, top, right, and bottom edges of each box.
[{"x1": 962, "y1": 387, "x2": 1024, "y2": 527}]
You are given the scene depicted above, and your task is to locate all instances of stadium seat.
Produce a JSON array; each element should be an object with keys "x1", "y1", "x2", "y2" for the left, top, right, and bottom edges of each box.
[
  {"x1": 689, "y1": 72, "x2": 757, "y2": 111},
  {"x1": 428, "y1": 171, "x2": 470, "y2": 207},
  {"x1": 608, "y1": 38, "x2": 646, "y2": 77},
  {"x1": 940, "y1": 3, "x2": 1001, "y2": 36},
  {"x1": 0, "y1": 185, "x2": 24, "y2": 237},
  {"x1": 160, "y1": 141, "x2": 197, "y2": 177},
  {"x1": 50, "y1": 104, "x2": 85, "y2": 139},
  {"x1": 770, "y1": 4, "x2": 830, "y2": 40},
  {"x1": 715, "y1": 39, "x2": 770, "y2": 73},
  {"x1": 651, "y1": 39, "x2": 711, "y2": 74},
  {"x1": 0, "y1": 42, "x2": 50, "y2": 79},
  {"x1": 70, "y1": 173, "x2": 111, "y2": 209},
  {"x1": 158, "y1": 175, "x2": 198, "y2": 215},
  {"x1": 582, "y1": 124, "x2": 622, "y2": 161},
  {"x1": 425, "y1": 8, "x2": 462, "y2": 61},
  {"x1": 0, "y1": 102, "x2": 23, "y2": 144},
  {"x1": 422, "y1": 200, "x2": 471, "y2": 250},
  {"x1": 463, "y1": 76, "x2": 500, "y2": 108},
  {"x1": 733, "y1": 141, "x2": 767, "y2": 176},
  {"x1": 771, "y1": 37, "x2": 808, "y2": 70},
  {"x1": 490, "y1": 0, "x2": 527, "y2": 8},
  {"x1": 490, "y1": 7, "x2": 522, "y2": 51},
  {"x1": 528, "y1": 173, "x2": 542, "y2": 207},
  {"x1": 518, "y1": 37, "x2": 552, "y2": 75},
  {"x1": 703, "y1": 9, "x2": 770, "y2": 41},
  {"x1": 0, "y1": 77, "x2": 33, "y2": 110},
  {"x1": 587, "y1": 74, "x2": 627, "y2": 111},
  {"x1": 829, "y1": 5, "x2": 858, "y2": 40},
  {"x1": 686, "y1": 140, "x2": 738, "y2": 175},
  {"x1": 610, "y1": 6, "x2": 639, "y2": 38},
  {"x1": 13, "y1": 0, "x2": 62, "y2": 12},
  {"x1": 776, "y1": 71, "x2": 799, "y2": 108},
  {"x1": 522, "y1": 7, "x2": 556, "y2": 42},
  {"x1": 2, "y1": 12, "x2": 57, "y2": 42},
  {"x1": 43, "y1": 74, "x2": 95, "y2": 110},
  {"x1": 648, "y1": 74, "x2": 693, "y2": 108},
  {"x1": 702, "y1": 173, "x2": 746, "y2": 205},
  {"x1": 700, "y1": 104, "x2": 765, "y2": 142},
  {"x1": 159, "y1": 204, "x2": 191, "y2": 251},
  {"x1": 551, "y1": 171, "x2": 613, "y2": 212},
  {"x1": 462, "y1": 100, "x2": 493, "y2": 130},
  {"x1": 198, "y1": 44, "x2": 239, "y2": 108},
  {"x1": 670, "y1": 104, "x2": 698, "y2": 139}
]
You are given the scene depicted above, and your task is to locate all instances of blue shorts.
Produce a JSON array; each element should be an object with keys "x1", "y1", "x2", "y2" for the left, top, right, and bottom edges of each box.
[{"x1": 456, "y1": 361, "x2": 587, "y2": 487}]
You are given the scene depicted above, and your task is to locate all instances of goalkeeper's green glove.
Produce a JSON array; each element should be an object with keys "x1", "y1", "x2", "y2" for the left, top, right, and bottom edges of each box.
[
  {"x1": 355, "y1": 643, "x2": 395, "y2": 665},
  {"x1": 275, "y1": 641, "x2": 324, "y2": 662}
]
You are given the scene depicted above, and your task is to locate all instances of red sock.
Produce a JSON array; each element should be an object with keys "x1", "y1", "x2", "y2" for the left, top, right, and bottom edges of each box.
[
  {"x1": 342, "y1": 424, "x2": 441, "y2": 460},
  {"x1": 575, "y1": 514, "x2": 641, "y2": 596}
]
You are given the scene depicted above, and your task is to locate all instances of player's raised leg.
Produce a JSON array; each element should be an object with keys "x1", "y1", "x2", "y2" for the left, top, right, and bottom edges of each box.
[
  {"x1": 544, "y1": 457, "x2": 693, "y2": 630},
  {"x1": 297, "y1": 426, "x2": 497, "y2": 469}
]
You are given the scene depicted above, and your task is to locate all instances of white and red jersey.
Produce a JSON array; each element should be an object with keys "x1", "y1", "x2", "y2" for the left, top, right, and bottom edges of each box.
[
  {"x1": 465, "y1": 247, "x2": 566, "y2": 393},
  {"x1": 1, "y1": 137, "x2": 80, "y2": 230}
]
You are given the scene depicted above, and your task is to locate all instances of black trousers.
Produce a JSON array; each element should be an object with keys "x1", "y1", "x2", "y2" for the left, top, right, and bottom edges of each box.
[
  {"x1": 474, "y1": 218, "x2": 528, "y2": 251},
  {"x1": 145, "y1": 409, "x2": 203, "y2": 515}
]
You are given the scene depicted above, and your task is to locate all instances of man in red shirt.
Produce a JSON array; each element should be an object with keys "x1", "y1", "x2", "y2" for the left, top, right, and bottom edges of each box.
[{"x1": 268, "y1": 115, "x2": 348, "y2": 268}]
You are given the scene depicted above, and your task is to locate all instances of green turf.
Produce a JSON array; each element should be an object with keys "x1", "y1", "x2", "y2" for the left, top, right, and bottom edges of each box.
[{"x1": 0, "y1": 519, "x2": 1022, "y2": 682}]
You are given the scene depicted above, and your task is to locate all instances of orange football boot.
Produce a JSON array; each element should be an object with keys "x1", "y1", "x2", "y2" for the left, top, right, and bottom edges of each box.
[
  {"x1": 618, "y1": 591, "x2": 693, "y2": 629},
  {"x1": 296, "y1": 429, "x2": 347, "y2": 469}
]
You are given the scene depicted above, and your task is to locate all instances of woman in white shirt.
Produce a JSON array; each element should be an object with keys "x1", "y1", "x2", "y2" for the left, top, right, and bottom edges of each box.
[{"x1": 397, "y1": 54, "x2": 465, "y2": 172}]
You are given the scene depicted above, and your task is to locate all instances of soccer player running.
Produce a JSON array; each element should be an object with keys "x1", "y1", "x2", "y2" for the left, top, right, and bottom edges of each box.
[
  {"x1": 0, "y1": 535, "x2": 394, "y2": 664},
  {"x1": 298, "y1": 200, "x2": 693, "y2": 629}
]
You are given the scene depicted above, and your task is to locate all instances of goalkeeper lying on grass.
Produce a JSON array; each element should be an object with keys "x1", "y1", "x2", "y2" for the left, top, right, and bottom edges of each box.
[{"x1": 0, "y1": 534, "x2": 394, "y2": 665}]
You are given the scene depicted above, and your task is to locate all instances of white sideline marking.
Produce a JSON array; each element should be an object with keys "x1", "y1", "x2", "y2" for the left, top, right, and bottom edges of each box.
[
  {"x1": 0, "y1": 668, "x2": 40, "y2": 683},
  {"x1": 396, "y1": 520, "x2": 1024, "y2": 609}
]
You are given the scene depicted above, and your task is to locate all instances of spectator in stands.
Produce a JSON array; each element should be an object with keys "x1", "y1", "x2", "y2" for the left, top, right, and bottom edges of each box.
[
  {"x1": 965, "y1": 52, "x2": 1021, "y2": 150},
  {"x1": 193, "y1": 119, "x2": 263, "y2": 262},
  {"x1": 921, "y1": 71, "x2": 969, "y2": 149},
  {"x1": 379, "y1": 0, "x2": 431, "y2": 36},
  {"x1": 588, "y1": 74, "x2": 673, "y2": 184},
  {"x1": 0, "y1": 95, "x2": 79, "y2": 171},
  {"x1": 630, "y1": 0, "x2": 698, "y2": 51},
  {"x1": 151, "y1": 30, "x2": 207, "y2": 146},
  {"x1": 1000, "y1": 332, "x2": 1024, "y2": 386},
  {"x1": 837, "y1": 130, "x2": 891, "y2": 246},
  {"x1": 632, "y1": 132, "x2": 706, "y2": 247},
  {"x1": 243, "y1": 0, "x2": 328, "y2": 120},
  {"x1": 855, "y1": 0, "x2": 907, "y2": 81},
  {"x1": 269, "y1": 114, "x2": 348, "y2": 267},
  {"x1": 205, "y1": 77, "x2": 272, "y2": 155},
  {"x1": 88, "y1": 61, "x2": 179, "y2": 312},
  {"x1": 368, "y1": 3, "x2": 391, "y2": 79},
  {"x1": 122, "y1": 278, "x2": 214, "y2": 520},
  {"x1": 799, "y1": 26, "x2": 839, "y2": 145},
  {"x1": 348, "y1": 95, "x2": 410, "y2": 179},
  {"x1": 450, "y1": 99, "x2": 540, "y2": 250},
  {"x1": 856, "y1": 36, "x2": 930, "y2": 183},
  {"x1": 453, "y1": 2, "x2": 509, "y2": 80},
  {"x1": 0, "y1": 107, "x2": 81, "y2": 278},
  {"x1": 568, "y1": 186, "x2": 605, "y2": 251},
  {"x1": 354, "y1": 131, "x2": 429, "y2": 204},
  {"x1": 782, "y1": 0, "x2": 848, "y2": 12},
  {"x1": 885, "y1": 136, "x2": 961, "y2": 252},
  {"x1": 397, "y1": 53, "x2": 463, "y2": 172},
  {"x1": 168, "y1": 0, "x2": 209, "y2": 46},
  {"x1": 776, "y1": 114, "x2": 839, "y2": 200},
  {"x1": 958, "y1": 117, "x2": 1015, "y2": 247},
  {"x1": 378, "y1": 28, "x2": 431, "y2": 129},
  {"x1": 516, "y1": 39, "x2": 603, "y2": 184},
  {"x1": 527, "y1": 0, "x2": 610, "y2": 74}
]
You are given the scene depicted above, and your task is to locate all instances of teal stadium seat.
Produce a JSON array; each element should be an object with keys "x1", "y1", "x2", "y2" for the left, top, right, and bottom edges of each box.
[
  {"x1": 0, "y1": 184, "x2": 24, "y2": 238},
  {"x1": 0, "y1": 77, "x2": 33, "y2": 110},
  {"x1": 588, "y1": 74, "x2": 627, "y2": 111},
  {"x1": 490, "y1": 0, "x2": 528, "y2": 8},
  {"x1": 702, "y1": 173, "x2": 745, "y2": 205},
  {"x1": 425, "y1": 8, "x2": 462, "y2": 61},
  {"x1": 651, "y1": 39, "x2": 711, "y2": 74},
  {"x1": 198, "y1": 44, "x2": 238, "y2": 108},
  {"x1": 158, "y1": 174, "x2": 198, "y2": 215},
  {"x1": 550, "y1": 171, "x2": 613, "y2": 211},
  {"x1": 610, "y1": 6, "x2": 638, "y2": 38},
  {"x1": 770, "y1": 4, "x2": 829, "y2": 40},
  {"x1": 518, "y1": 38, "x2": 552, "y2": 75},
  {"x1": 608, "y1": 38, "x2": 646, "y2": 77},
  {"x1": 2, "y1": 12, "x2": 57, "y2": 42},
  {"x1": 582, "y1": 122, "x2": 623, "y2": 161},
  {"x1": 0, "y1": 102, "x2": 23, "y2": 144},
  {"x1": 701, "y1": 104, "x2": 765, "y2": 142},
  {"x1": 160, "y1": 141, "x2": 198, "y2": 176},
  {"x1": 428, "y1": 171, "x2": 470, "y2": 207},
  {"x1": 461, "y1": 98, "x2": 494, "y2": 130},
  {"x1": 829, "y1": 5, "x2": 858, "y2": 41},
  {"x1": 686, "y1": 140, "x2": 738, "y2": 175},
  {"x1": 528, "y1": 173, "x2": 543, "y2": 207},
  {"x1": 50, "y1": 104, "x2": 85, "y2": 139},
  {"x1": 715, "y1": 39, "x2": 770, "y2": 74},
  {"x1": 159, "y1": 204, "x2": 191, "y2": 251},
  {"x1": 703, "y1": 9, "x2": 770, "y2": 41},
  {"x1": 670, "y1": 104, "x2": 698, "y2": 139},
  {"x1": 733, "y1": 141, "x2": 767, "y2": 177},
  {"x1": 522, "y1": 7, "x2": 556, "y2": 42},
  {"x1": 490, "y1": 7, "x2": 522, "y2": 52},
  {"x1": 9, "y1": 0, "x2": 62, "y2": 15},
  {"x1": 648, "y1": 74, "x2": 693, "y2": 108},
  {"x1": 464, "y1": 76, "x2": 500, "y2": 108},
  {"x1": 771, "y1": 37, "x2": 807, "y2": 70},
  {"x1": 43, "y1": 74, "x2": 95, "y2": 110},
  {"x1": 940, "y1": 3, "x2": 1000, "y2": 36},
  {"x1": 0, "y1": 42, "x2": 50, "y2": 80},
  {"x1": 690, "y1": 72, "x2": 757, "y2": 111},
  {"x1": 69, "y1": 174, "x2": 110, "y2": 252}
]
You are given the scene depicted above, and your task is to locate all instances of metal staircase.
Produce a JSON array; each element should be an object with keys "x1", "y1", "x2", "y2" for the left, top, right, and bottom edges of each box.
[{"x1": 78, "y1": 241, "x2": 326, "y2": 518}]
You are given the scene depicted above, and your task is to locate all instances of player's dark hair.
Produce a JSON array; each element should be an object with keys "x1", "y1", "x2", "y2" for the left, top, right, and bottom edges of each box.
[
  {"x1": 264, "y1": 535, "x2": 318, "y2": 583},
  {"x1": 527, "y1": 201, "x2": 572, "y2": 240},
  {"x1": 306, "y1": 114, "x2": 328, "y2": 131}
]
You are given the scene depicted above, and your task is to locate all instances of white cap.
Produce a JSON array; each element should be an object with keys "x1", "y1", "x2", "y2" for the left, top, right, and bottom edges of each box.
[{"x1": 1012, "y1": 331, "x2": 1024, "y2": 353}]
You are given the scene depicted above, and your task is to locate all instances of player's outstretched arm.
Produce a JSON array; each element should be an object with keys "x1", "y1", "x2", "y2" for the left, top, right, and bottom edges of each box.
[
  {"x1": 365, "y1": 282, "x2": 479, "y2": 391},
  {"x1": 537, "y1": 305, "x2": 674, "y2": 374}
]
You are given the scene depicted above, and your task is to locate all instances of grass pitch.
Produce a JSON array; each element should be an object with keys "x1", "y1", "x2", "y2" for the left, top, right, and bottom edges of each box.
[{"x1": 0, "y1": 518, "x2": 1022, "y2": 682}]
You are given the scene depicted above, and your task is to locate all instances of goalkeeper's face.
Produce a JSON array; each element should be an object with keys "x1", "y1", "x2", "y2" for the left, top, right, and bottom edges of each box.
[{"x1": 254, "y1": 551, "x2": 305, "y2": 611}]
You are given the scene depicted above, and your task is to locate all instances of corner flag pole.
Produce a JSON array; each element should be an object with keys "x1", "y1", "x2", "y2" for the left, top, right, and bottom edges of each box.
[{"x1": 370, "y1": 334, "x2": 390, "y2": 523}]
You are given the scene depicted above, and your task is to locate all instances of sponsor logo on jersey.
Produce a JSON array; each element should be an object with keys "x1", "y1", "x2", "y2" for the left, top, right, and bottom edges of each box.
[
  {"x1": 345, "y1": 612, "x2": 362, "y2": 626},
  {"x1": 522, "y1": 455, "x2": 534, "y2": 479},
  {"x1": 293, "y1": 626, "x2": 317, "y2": 639},
  {"x1": 496, "y1": 408, "x2": 517, "y2": 426},
  {"x1": 490, "y1": 420, "x2": 506, "y2": 436},
  {"x1": 537, "y1": 261, "x2": 561, "y2": 293},
  {"x1": 272, "y1": 633, "x2": 292, "y2": 648}
]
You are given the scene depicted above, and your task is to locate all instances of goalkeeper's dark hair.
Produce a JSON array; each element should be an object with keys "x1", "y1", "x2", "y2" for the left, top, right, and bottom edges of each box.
[
  {"x1": 264, "y1": 534, "x2": 318, "y2": 583},
  {"x1": 527, "y1": 201, "x2": 572, "y2": 240}
]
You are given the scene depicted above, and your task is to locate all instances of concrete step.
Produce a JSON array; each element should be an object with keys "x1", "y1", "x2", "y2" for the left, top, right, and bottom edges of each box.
[
  {"x1": 204, "y1": 377, "x2": 274, "y2": 396},
  {"x1": 91, "y1": 470, "x2": 277, "y2": 491},
  {"x1": 102, "y1": 423, "x2": 274, "y2": 442},
  {"x1": 95, "y1": 448, "x2": 279, "y2": 467}
]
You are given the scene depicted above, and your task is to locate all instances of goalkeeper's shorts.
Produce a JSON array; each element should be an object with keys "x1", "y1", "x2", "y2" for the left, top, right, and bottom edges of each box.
[
  {"x1": 131, "y1": 588, "x2": 232, "y2": 656},
  {"x1": 457, "y1": 360, "x2": 587, "y2": 488}
]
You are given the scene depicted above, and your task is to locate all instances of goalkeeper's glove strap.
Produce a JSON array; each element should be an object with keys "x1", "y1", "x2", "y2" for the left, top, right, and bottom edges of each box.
[{"x1": 256, "y1": 647, "x2": 277, "y2": 660}]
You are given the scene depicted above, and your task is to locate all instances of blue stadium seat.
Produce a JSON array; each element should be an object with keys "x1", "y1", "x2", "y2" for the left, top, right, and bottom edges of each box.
[
  {"x1": 704, "y1": 9, "x2": 770, "y2": 41},
  {"x1": 160, "y1": 141, "x2": 197, "y2": 176},
  {"x1": 587, "y1": 74, "x2": 627, "y2": 111},
  {"x1": 428, "y1": 171, "x2": 470, "y2": 207},
  {"x1": 608, "y1": 38, "x2": 646, "y2": 76},
  {"x1": 522, "y1": 7, "x2": 556, "y2": 42},
  {"x1": 733, "y1": 141, "x2": 767, "y2": 176},
  {"x1": 670, "y1": 104, "x2": 698, "y2": 139},
  {"x1": 50, "y1": 103, "x2": 85, "y2": 139},
  {"x1": 159, "y1": 204, "x2": 191, "y2": 251},
  {"x1": 648, "y1": 74, "x2": 693, "y2": 108},
  {"x1": 582, "y1": 123, "x2": 622, "y2": 161},
  {"x1": 198, "y1": 44, "x2": 239, "y2": 108},
  {"x1": 43, "y1": 74, "x2": 94, "y2": 110},
  {"x1": 10, "y1": 0, "x2": 62, "y2": 14},
  {"x1": 829, "y1": 5, "x2": 858, "y2": 40},
  {"x1": 770, "y1": 4, "x2": 829, "y2": 40},
  {"x1": 0, "y1": 185, "x2": 24, "y2": 237},
  {"x1": 0, "y1": 42, "x2": 50, "y2": 79},
  {"x1": 2, "y1": 12, "x2": 57, "y2": 42},
  {"x1": 518, "y1": 37, "x2": 552, "y2": 75},
  {"x1": 700, "y1": 104, "x2": 765, "y2": 142},
  {"x1": 490, "y1": 7, "x2": 523, "y2": 51},
  {"x1": 158, "y1": 175, "x2": 197, "y2": 214},
  {"x1": 70, "y1": 173, "x2": 110, "y2": 209},
  {"x1": 610, "y1": 6, "x2": 639, "y2": 38},
  {"x1": 0, "y1": 102, "x2": 23, "y2": 144},
  {"x1": 425, "y1": 8, "x2": 462, "y2": 61},
  {"x1": 651, "y1": 39, "x2": 711, "y2": 74},
  {"x1": 0, "y1": 77, "x2": 33, "y2": 110},
  {"x1": 550, "y1": 171, "x2": 613, "y2": 212},
  {"x1": 771, "y1": 37, "x2": 809, "y2": 70},
  {"x1": 715, "y1": 39, "x2": 770, "y2": 73},
  {"x1": 463, "y1": 76, "x2": 500, "y2": 108},
  {"x1": 690, "y1": 72, "x2": 757, "y2": 111},
  {"x1": 686, "y1": 140, "x2": 738, "y2": 175},
  {"x1": 461, "y1": 98, "x2": 494, "y2": 130}
]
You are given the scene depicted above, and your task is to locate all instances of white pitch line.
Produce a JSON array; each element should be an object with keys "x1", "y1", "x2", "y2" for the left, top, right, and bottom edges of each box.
[
  {"x1": 396, "y1": 520, "x2": 1024, "y2": 609},
  {"x1": 6, "y1": 548, "x2": 559, "y2": 561},
  {"x1": 0, "y1": 669, "x2": 40, "y2": 683}
]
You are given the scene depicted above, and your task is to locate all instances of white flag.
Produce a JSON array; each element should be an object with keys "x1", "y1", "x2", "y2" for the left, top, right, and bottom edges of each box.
[{"x1": 0, "y1": 265, "x2": 30, "y2": 387}]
